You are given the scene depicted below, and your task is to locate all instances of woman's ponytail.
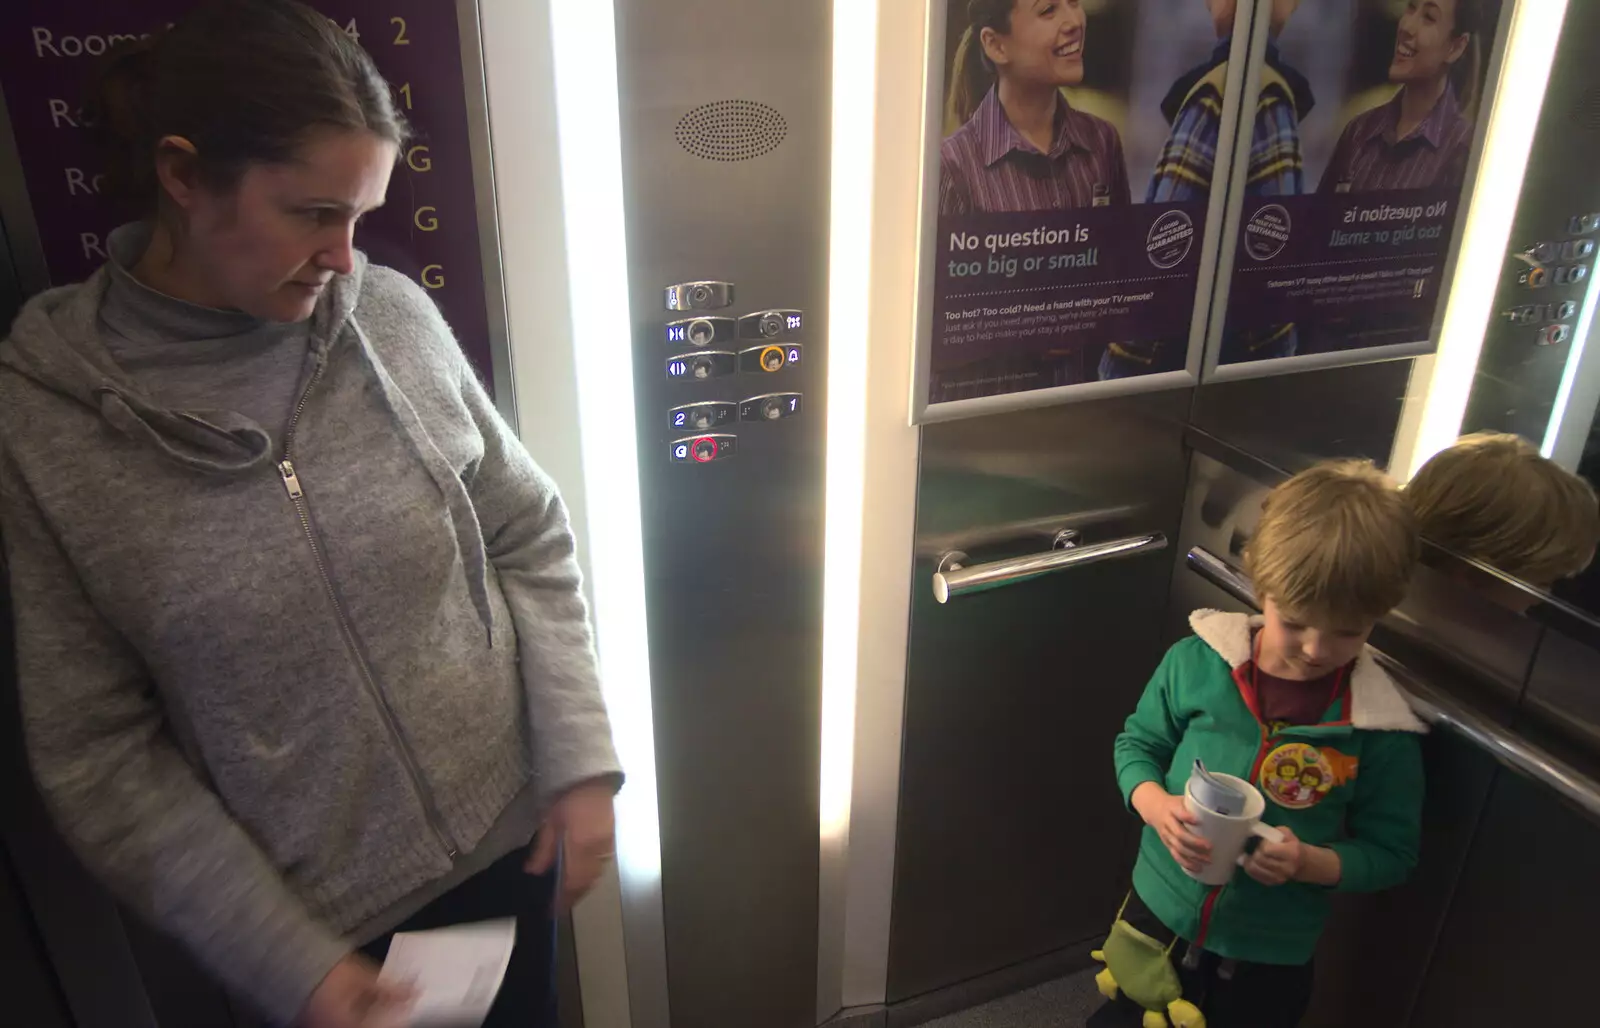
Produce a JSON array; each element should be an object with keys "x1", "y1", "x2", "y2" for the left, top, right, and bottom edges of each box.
[
  {"x1": 944, "y1": 0, "x2": 1016, "y2": 129},
  {"x1": 85, "y1": 32, "x2": 167, "y2": 215},
  {"x1": 1448, "y1": 0, "x2": 1490, "y2": 116}
]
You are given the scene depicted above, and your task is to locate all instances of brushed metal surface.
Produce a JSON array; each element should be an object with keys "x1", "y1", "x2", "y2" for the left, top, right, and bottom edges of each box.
[
  {"x1": 888, "y1": 390, "x2": 1190, "y2": 1001},
  {"x1": 612, "y1": 2, "x2": 830, "y2": 1026}
]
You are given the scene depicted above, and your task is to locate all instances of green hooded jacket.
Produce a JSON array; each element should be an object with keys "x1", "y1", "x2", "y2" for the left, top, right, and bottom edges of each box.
[{"x1": 1115, "y1": 610, "x2": 1427, "y2": 965}]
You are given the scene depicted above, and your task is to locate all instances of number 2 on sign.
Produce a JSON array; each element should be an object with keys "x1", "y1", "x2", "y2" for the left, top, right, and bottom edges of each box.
[{"x1": 391, "y1": 16, "x2": 410, "y2": 44}]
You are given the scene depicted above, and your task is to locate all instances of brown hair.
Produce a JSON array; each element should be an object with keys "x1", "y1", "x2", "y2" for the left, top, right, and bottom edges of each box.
[
  {"x1": 946, "y1": 0, "x2": 1018, "y2": 128},
  {"x1": 1444, "y1": 0, "x2": 1491, "y2": 115},
  {"x1": 1407, "y1": 433, "x2": 1599, "y2": 586},
  {"x1": 86, "y1": 0, "x2": 409, "y2": 217},
  {"x1": 1244, "y1": 460, "x2": 1419, "y2": 626}
]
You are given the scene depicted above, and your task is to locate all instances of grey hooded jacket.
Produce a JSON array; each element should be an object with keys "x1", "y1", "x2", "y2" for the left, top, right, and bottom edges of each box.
[{"x1": 0, "y1": 254, "x2": 621, "y2": 1024}]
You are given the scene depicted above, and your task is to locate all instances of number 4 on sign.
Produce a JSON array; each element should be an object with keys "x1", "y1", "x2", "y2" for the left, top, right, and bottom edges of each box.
[{"x1": 327, "y1": 18, "x2": 359, "y2": 41}]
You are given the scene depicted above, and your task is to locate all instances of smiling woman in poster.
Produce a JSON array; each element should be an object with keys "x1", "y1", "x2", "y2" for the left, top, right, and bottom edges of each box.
[
  {"x1": 940, "y1": 0, "x2": 1132, "y2": 214},
  {"x1": 1319, "y1": 0, "x2": 1489, "y2": 193}
]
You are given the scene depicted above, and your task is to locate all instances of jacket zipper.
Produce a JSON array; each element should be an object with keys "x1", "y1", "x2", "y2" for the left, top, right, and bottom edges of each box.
[
  {"x1": 1196, "y1": 706, "x2": 1277, "y2": 950},
  {"x1": 277, "y1": 359, "x2": 459, "y2": 860}
]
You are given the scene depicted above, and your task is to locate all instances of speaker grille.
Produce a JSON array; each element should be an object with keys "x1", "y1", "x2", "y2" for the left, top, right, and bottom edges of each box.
[{"x1": 674, "y1": 100, "x2": 787, "y2": 162}]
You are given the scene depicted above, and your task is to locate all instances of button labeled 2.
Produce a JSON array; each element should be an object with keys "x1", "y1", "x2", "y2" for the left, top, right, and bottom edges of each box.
[
  {"x1": 670, "y1": 434, "x2": 738, "y2": 464},
  {"x1": 667, "y1": 351, "x2": 737, "y2": 381},
  {"x1": 740, "y1": 344, "x2": 803, "y2": 374},
  {"x1": 740, "y1": 393, "x2": 802, "y2": 422},
  {"x1": 671, "y1": 402, "x2": 737, "y2": 431}
]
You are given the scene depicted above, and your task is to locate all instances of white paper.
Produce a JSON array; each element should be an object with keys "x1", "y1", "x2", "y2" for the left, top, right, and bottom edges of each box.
[{"x1": 377, "y1": 919, "x2": 516, "y2": 1028}]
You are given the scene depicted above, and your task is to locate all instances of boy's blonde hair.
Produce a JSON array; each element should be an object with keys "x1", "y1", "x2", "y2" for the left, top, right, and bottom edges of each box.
[
  {"x1": 1243, "y1": 460, "x2": 1418, "y2": 626},
  {"x1": 1406, "y1": 433, "x2": 1600, "y2": 586}
]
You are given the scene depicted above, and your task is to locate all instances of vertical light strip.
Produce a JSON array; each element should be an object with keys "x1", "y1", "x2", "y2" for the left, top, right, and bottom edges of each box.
[
  {"x1": 1400, "y1": 0, "x2": 1569, "y2": 478},
  {"x1": 821, "y1": 0, "x2": 881, "y2": 847},
  {"x1": 1542, "y1": 269, "x2": 1600, "y2": 458},
  {"x1": 548, "y1": 0, "x2": 662, "y2": 889}
]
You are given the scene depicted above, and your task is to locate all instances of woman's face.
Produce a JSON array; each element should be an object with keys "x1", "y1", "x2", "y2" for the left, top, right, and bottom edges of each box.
[
  {"x1": 165, "y1": 129, "x2": 397, "y2": 323},
  {"x1": 982, "y1": 0, "x2": 1087, "y2": 90},
  {"x1": 1390, "y1": 0, "x2": 1469, "y2": 86}
]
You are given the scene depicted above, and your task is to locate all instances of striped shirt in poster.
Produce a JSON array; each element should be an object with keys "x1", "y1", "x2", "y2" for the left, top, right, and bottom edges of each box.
[{"x1": 1318, "y1": 86, "x2": 1473, "y2": 194}]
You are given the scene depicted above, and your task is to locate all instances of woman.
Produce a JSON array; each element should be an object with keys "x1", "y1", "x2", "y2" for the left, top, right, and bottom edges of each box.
[
  {"x1": 0, "y1": 3, "x2": 620, "y2": 1026},
  {"x1": 939, "y1": 0, "x2": 1131, "y2": 214},
  {"x1": 1319, "y1": 0, "x2": 1487, "y2": 194}
]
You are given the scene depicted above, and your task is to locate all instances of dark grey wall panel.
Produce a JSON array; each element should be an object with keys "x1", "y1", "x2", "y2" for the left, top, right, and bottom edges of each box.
[{"x1": 888, "y1": 392, "x2": 1190, "y2": 1002}]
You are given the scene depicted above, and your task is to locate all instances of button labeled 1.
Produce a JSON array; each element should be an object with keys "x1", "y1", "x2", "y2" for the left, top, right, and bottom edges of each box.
[
  {"x1": 670, "y1": 434, "x2": 738, "y2": 464},
  {"x1": 740, "y1": 344, "x2": 803, "y2": 374},
  {"x1": 671, "y1": 402, "x2": 737, "y2": 431},
  {"x1": 741, "y1": 393, "x2": 802, "y2": 422},
  {"x1": 667, "y1": 351, "x2": 737, "y2": 381}
]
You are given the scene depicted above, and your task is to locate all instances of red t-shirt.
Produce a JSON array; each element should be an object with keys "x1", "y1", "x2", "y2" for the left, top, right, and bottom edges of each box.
[{"x1": 1255, "y1": 665, "x2": 1344, "y2": 727}]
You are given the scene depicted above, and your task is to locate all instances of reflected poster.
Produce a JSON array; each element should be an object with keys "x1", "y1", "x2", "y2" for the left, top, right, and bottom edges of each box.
[
  {"x1": 923, "y1": 0, "x2": 1249, "y2": 407},
  {"x1": 1216, "y1": 0, "x2": 1506, "y2": 370}
]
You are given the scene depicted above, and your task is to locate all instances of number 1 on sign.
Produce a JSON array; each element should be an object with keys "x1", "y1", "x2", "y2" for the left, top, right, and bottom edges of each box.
[
  {"x1": 391, "y1": 16, "x2": 410, "y2": 44},
  {"x1": 398, "y1": 83, "x2": 413, "y2": 110}
]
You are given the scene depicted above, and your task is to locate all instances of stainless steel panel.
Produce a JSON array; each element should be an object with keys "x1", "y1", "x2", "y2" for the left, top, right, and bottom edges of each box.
[
  {"x1": 612, "y1": 2, "x2": 830, "y2": 1026},
  {"x1": 1409, "y1": 770, "x2": 1597, "y2": 1027},
  {"x1": 888, "y1": 391, "x2": 1190, "y2": 1001}
]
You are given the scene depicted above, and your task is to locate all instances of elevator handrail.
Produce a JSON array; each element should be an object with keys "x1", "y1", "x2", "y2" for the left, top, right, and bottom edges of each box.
[
  {"x1": 1185, "y1": 545, "x2": 1600, "y2": 825},
  {"x1": 932, "y1": 532, "x2": 1168, "y2": 604}
]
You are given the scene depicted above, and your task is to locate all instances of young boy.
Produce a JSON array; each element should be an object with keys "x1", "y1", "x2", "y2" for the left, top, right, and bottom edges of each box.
[{"x1": 1091, "y1": 461, "x2": 1426, "y2": 1028}]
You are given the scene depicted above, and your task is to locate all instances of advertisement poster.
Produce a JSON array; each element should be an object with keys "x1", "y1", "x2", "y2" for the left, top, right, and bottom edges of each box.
[
  {"x1": 921, "y1": 0, "x2": 1252, "y2": 411},
  {"x1": 1214, "y1": 0, "x2": 1505, "y2": 374},
  {"x1": 0, "y1": 1, "x2": 498, "y2": 388}
]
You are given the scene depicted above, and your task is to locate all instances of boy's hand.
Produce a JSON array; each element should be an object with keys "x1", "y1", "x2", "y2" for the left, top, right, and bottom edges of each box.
[
  {"x1": 1242, "y1": 825, "x2": 1304, "y2": 886},
  {"x1": 1132, "y1": 782, "x2": 1211, "y2": 873}
]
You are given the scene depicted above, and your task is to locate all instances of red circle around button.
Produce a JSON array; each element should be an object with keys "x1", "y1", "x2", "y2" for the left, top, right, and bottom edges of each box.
[{"x1": 692, "y1": 437, "x2": 719, "y2": 463}]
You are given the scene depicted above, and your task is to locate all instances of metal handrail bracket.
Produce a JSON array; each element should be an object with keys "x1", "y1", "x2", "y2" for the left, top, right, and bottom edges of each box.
[{"x1": 933, "y1": 532, "x2": 1168, "y2": 604}]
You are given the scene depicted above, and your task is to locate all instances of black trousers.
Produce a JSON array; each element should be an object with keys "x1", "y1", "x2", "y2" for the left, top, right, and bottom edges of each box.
[
  {"x1": 1085, "y1": 890, "x2": 1314, "y2": 1028},
  {"x1": 359, "y1": 845, "x2": 559, "y2": 1028}
]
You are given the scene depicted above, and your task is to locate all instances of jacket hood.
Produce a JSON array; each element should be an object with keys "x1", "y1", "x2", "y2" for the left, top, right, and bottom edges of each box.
[
  {"x1": 1, "y1": 253, "x2": 498, "y2": 638},
  {"x1": 1188, "y1": 609, "x2": 1427, "y2": 734},
  {"x1": 0, "y1": 253, "x2": 367, "y2": 476}
]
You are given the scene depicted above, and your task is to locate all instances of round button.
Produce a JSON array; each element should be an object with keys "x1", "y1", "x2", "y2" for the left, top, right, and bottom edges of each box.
[
  {"x1": 692, "y1": 357, "x2": 713, "y2": 380},
  {"x1": 759, "y1": 312, "x2": 785, "y2": 338},
  {"x1": 761, "y1": 398, "x2": 783, "y2": 420},
  {"x1": 1528, "y1": 267, "x2": 1549, "y2": 288},
  {"x1": 688, "y1": 319, "x2": 716, "y2": 346},
  {"x1": 689, "y1": 284, "x2": 712, "y2": 306},
  {"x1": 691, "y1": 409, "x2": 714, "y2": 429},
  {"x1": 759, "y1": 346, "x2": 786, "y2": 372},
  {"x1": 692, "y1": 437, "x2": 719, "y2": 463}
]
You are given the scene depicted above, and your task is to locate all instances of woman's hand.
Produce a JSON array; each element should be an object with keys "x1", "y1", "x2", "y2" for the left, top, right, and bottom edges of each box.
[
  {"x1": 299, "y1": 955, "x2": 413, "y2": 1028},
  {"x1": 1242, "y1": 825, "x2": 1304, "y2": 886},
  {"x1": 1131, "y1": 782, "x2": 1211, "y2": 873},
  {"x1": 526, "y1": 779, "x2": 617, "y2": 912}
]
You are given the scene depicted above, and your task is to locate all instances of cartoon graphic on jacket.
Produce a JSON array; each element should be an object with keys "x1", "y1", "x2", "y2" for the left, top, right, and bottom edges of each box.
[{"x1": 1114, "y1": 610, "x2": 1427, "y2": 967}]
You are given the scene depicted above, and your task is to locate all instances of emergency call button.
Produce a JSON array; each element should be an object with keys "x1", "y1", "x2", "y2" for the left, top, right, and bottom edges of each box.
[
  {"x1": 670, "y1": 434, "x2": 738, "y2": 464},
  {"x1": 739, "y1": 344, "x2": 803, "y2": 374}
]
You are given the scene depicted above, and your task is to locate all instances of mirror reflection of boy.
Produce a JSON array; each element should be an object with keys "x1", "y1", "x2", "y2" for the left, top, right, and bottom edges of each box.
[
  {"x1": 1091, "y1": 462, "x2": 1427, "y2": 1028},
  {"x1": 1406, "y1": 432, "x2": 1600, "y2": 611},
  {"x1": 1099, "y1": 0, "x2": 1309, "y2": 379}
]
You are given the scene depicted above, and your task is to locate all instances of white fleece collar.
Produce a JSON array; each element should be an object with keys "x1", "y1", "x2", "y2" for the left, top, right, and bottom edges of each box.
[{"x1": 1188, "y1": 609, "x2": 1427, "y2": 734}]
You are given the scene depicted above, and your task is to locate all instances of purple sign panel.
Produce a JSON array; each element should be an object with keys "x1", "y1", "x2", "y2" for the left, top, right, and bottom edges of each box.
[
  {"x1": 1216, "y1": 0, "x2": 1505, "y2": 370},
  {"x1": 0, "y1": 0, "x2": 497, "y2": 389},
  {"x1": 923, "y1": 0, "x2": 1251, "y2": 407}
]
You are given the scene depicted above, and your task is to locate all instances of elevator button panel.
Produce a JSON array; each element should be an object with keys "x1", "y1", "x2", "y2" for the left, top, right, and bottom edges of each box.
[
  {"x1": 664, "y1": 281, "x2": 736, "y2": 311},
  {"x1": 670, "y1": 402, "x2": 738, "y2": 431},
  {"x1": 738, "y1": 309, "x2": 804, "y2": 341},
  {"x1": 1570, "y1": 213, "x2": 1600, "y2": 237},
  {"x1": 740, "y1": 393, "x2": 803, "y2": 422},
  {"x1": 667, "y1": 351, "x2": 738, "y2": 381},
  {"x1": 666, "y1": 316, "x2": 736, "y2": 348},
  {"x1": 670, "y1": 434, "x2": 738, "y2": 464},
  {"x1": 740, "y1": 344, "x2": 803, "y2": 374}
]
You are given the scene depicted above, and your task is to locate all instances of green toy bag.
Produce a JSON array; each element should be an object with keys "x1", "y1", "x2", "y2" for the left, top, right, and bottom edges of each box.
[{"x1": 1091, "y1": 894, "x2": 1207, "y2": 1028}]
